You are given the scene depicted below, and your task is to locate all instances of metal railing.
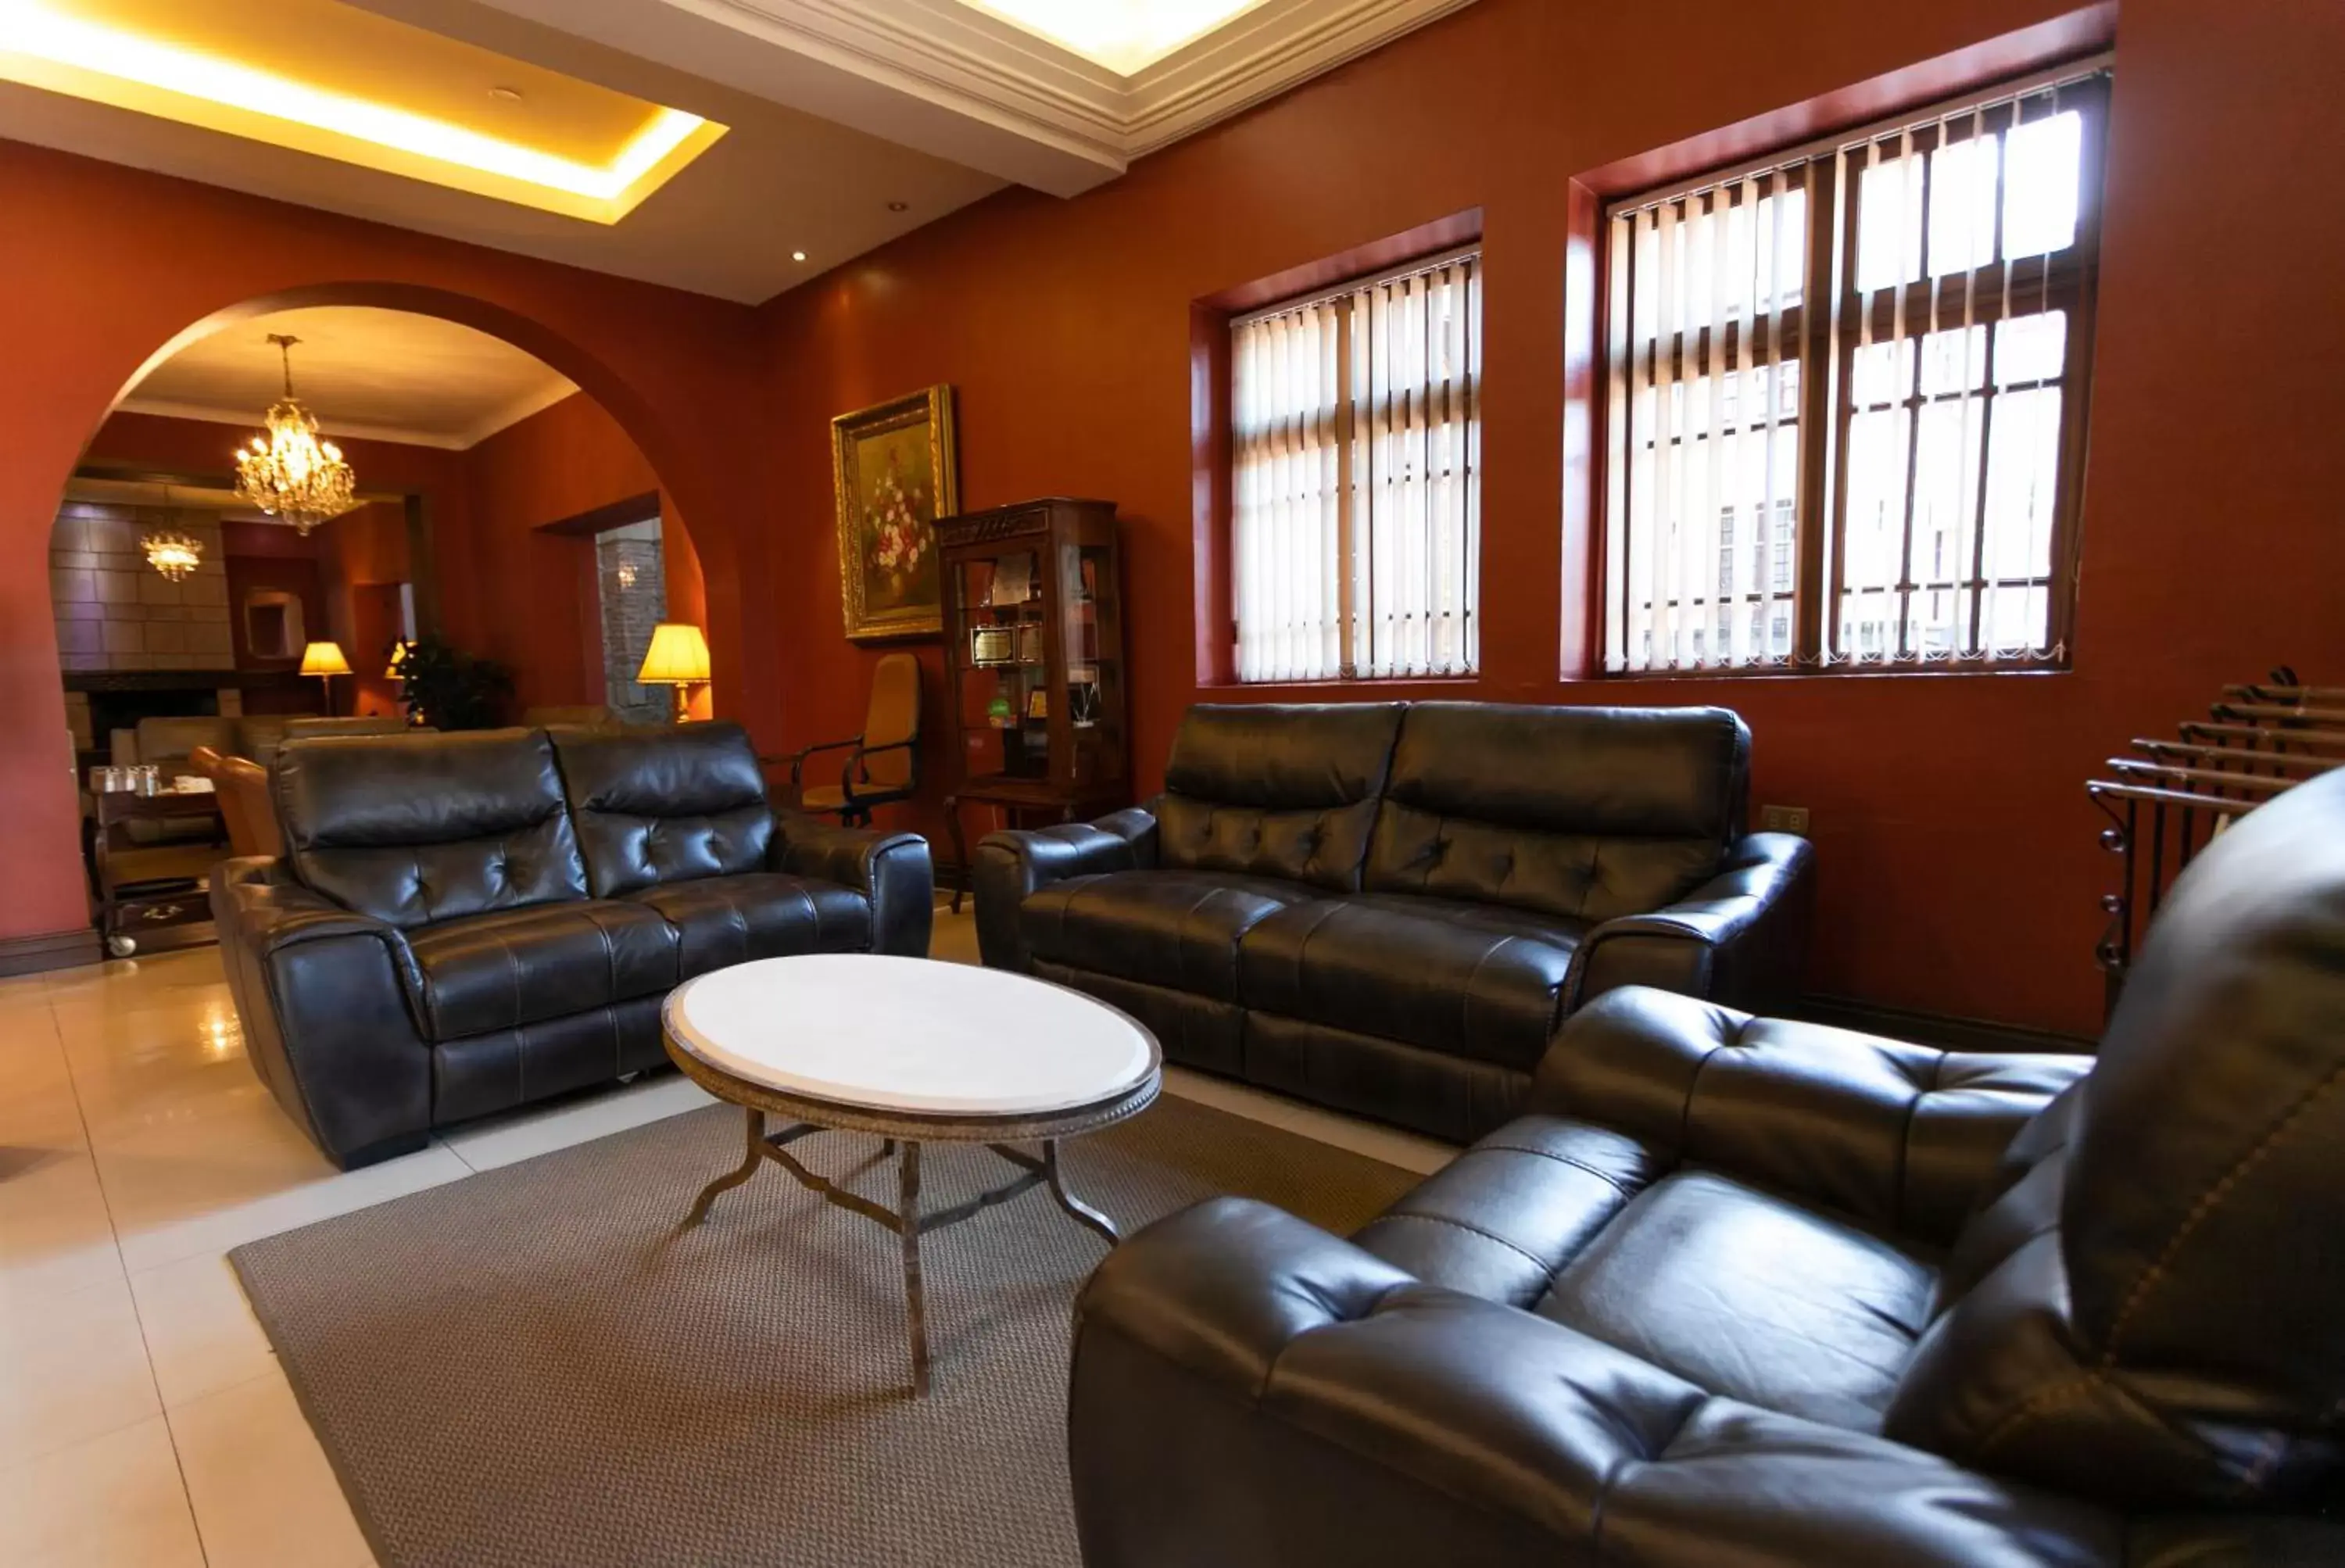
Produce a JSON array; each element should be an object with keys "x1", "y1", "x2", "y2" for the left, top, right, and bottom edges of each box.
[{"x1": 2088, "y1": 669, "x2": 2340, "y2": 1016}]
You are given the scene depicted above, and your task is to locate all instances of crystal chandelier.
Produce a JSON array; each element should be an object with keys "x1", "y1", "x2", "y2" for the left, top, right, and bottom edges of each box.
[
  {"x1": 141, "y1": 485, "x2": 202, "y2": 582},
  {"x1": 234, "y1": 334, "x2": 356, "y2": 535}
]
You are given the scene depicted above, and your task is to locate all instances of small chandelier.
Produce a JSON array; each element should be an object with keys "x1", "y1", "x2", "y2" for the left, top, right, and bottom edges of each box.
[
  {"x1": 141, "y1": 485, "x2": 202, "y2": 582},
  {"x1": 234, "y1": 334, "x2": 357, "y2": 535},
  {"x1": 616, "y1": 563, "x2": 639, "y2": 589}
]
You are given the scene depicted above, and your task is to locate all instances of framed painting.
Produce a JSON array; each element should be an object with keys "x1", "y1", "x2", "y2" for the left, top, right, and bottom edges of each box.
[{"x1": 832, "y1": 385, "x2": 959, "y2": 642}]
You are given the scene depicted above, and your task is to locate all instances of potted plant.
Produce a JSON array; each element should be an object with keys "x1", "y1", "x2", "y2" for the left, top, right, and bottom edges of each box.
[{"x1": 396, "y1": 634, "x2": 514, "y2": 731}]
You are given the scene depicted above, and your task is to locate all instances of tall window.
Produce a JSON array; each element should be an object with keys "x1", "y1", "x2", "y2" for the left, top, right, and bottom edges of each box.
[
  {"x1": 1232, "y1": 248, "x2": 1481, "y2": 682},
  {"x1": 1602, "y1": 69, "x2": 2107, "y2": 674}
]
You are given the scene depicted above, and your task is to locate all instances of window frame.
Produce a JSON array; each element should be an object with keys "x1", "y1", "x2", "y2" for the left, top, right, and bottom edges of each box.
[
  {"x1": 1594, "y1": 63, "x2": 2110, "y2": 678},
  {"x1": 1226, "y1": 242, "x2": 1484, "y2": 685}
]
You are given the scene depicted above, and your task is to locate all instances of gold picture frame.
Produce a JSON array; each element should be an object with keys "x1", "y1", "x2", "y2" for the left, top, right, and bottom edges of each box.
[{"x1": 832, "y1": 385, "x2": 958, "y2": 642}]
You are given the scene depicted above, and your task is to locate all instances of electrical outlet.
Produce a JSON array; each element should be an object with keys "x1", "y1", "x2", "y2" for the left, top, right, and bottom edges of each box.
[{"x1": 1760, "y1": 804, "x2": 1811, "y2": 836}]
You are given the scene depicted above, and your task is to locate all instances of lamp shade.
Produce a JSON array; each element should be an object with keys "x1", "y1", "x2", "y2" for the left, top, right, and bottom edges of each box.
[
  {"x1": 637, "y1": 622, "x2": 711, "y2": 685},
  {"x1": 299, "y1": 640, "x2": 353, "y2": 678}
]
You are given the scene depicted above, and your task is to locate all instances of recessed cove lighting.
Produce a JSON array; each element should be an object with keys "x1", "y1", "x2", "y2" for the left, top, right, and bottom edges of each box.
[
  {"x1": 0, "y1": 0, "x2": 728, "y2": 223},
  {"x1": 958, "y1": 0, "x2": 1271, "y2": 74}
]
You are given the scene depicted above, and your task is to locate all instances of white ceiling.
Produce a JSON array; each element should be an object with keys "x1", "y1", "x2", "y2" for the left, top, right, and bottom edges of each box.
[
  {"x1": 122, "y1": 305, "x2": 578, "y2": 449},
  {"x1": 0, "y1": 0, "x2": 1474, "y2": 302}
]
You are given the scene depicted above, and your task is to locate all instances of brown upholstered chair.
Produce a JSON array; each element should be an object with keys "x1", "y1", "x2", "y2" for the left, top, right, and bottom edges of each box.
[
  {"x1": 193, "y1": 746, "x2": 281, "y2": 861},
  {"x1": 770, "y1": 652, "x2": 922, "y2": 827}
]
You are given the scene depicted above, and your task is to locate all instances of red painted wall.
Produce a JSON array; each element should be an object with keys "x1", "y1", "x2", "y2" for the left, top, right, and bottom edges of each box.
[
  {"x1": 751, "y1": 0, "x2": 2345, "y2": 1036},
  {"x1": 459, "y1": 392, "x2": 710, "y2": 719}
]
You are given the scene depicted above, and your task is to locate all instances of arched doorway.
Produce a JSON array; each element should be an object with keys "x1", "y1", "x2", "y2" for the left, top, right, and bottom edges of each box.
[{"x1": 15, "y1": 281, "x2": 741, "y2": 967}]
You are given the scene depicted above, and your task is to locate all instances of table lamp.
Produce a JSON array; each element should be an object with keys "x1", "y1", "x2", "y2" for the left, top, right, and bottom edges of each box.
[
  {"x1": 300, "y1": 640, "x2": 352, "y2": 714},
  {"x1": 638, "y1": 622, "x2": 711, "y2": 723}
]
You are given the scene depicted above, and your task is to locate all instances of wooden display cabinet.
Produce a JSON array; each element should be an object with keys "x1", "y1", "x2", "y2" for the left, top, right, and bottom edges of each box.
[{"x1": 936, "y1": 498, "x2": 1128, "y2": 907}]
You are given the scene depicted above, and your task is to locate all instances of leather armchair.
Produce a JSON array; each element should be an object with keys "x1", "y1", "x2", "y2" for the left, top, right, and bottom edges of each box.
[{"x1": 1068, "y1": 766, "x2": 2345, "y2": 1566}]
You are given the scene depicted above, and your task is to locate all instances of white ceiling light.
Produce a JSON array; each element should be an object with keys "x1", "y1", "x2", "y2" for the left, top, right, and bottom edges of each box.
[{"x1": 958, "y1": 0, "x2": 1270, "y2": 74}]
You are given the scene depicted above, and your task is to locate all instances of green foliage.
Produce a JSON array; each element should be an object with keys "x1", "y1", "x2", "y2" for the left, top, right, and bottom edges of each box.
[{"x1": 396, "y1": 634, "x2": 514, "y2": 732}]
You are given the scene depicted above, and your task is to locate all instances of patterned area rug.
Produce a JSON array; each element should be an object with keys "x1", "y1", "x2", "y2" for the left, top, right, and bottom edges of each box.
[{"x1": 231, "y1": 1094, "x2": 1415, "y2": 1568}]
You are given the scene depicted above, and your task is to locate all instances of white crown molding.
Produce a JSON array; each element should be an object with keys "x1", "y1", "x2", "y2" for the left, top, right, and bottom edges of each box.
[
  {"x1": 460, "y1": 0, "x2": 1480, "y2": 196},
  {"x1": 116, "y1": 384, "x2": 583, "y2": 453}
]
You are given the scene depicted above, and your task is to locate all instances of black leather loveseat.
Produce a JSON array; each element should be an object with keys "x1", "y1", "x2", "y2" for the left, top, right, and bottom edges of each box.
[
  {"x1": 213, "y1": 722, "x2": 933, "y2": 1168},
  {"x1": 1065, "y1": 765, "x2": 2345, "y2": 1567},
  {"x1": 974, "y1": 703, "x2": 1810, "y2": 1142}
]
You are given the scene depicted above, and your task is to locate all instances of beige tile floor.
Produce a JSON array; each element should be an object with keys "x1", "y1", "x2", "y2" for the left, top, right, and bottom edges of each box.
[{"x1": 0, "y1": 908, "x2": 1451, "y2": 1567}]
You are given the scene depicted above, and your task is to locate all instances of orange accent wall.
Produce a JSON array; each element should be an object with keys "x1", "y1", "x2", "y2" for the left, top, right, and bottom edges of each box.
[{"x1": 749, "y1": 0, "x2": 2345, "y2": 1036}]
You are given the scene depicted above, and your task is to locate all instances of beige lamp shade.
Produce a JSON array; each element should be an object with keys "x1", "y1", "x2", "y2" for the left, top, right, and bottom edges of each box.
[
  {"x1": 299, "y1": 641, "x2": 353, "y2": 678},
  {"x1": 638, "y1": 623, "x2": 711, "y2": 686}
]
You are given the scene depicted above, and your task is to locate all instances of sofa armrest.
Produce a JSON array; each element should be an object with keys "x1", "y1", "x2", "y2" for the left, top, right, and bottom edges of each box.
[
  {"x1": 1071, "y1": 1197, "x2": 2118, "y2": 1568},
  {"x1": 971, "y1": 807, "x2": 1158, "y2": 972},
  {"x1": 1531, "y1": 987, "x2": 2091, "y2": 1245},
  {"x1": 772, "y1": 810, "x2": 934, "y2": 958},
  {"x1": 1570, "y1": 832, "x2": 1813, "y2": 1015},
  {"x1": 209, "y1": 857, "x2": 433, "y2": 1170}
]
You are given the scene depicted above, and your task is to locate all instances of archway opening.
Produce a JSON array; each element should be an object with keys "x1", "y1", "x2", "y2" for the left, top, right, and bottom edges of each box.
[{"x1": 50, "y1": 293, "x2": 712, "y2": 956}]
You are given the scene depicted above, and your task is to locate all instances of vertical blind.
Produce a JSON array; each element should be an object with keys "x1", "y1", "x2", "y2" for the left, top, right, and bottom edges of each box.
[
  {"x1": 1604, "y1": 162, "x2": 1813, "y2": 672},
  {"x1": 1603, "y1": 70, "x2": 2105, "y2": 674},
  {"x1": 1233, "y1": 250, "x2": 1482, "y2": 682}
]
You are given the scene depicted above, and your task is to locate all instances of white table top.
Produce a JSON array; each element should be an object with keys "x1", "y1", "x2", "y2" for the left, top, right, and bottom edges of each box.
[{"x1": 664, "y1": 955, "x2": 1161, "y2": 1118}]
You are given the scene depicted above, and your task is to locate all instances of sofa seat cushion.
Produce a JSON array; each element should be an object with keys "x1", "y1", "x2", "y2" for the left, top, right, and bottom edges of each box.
[
  {"x1": 1237, "y1": 893, "x2": 1585, "y2": 1069},
  {"x1": 1536, "y1": 1169, "x2": 1938, "y2": 1431},
  {"x1": 631, "y1": 872, "x2": 872, "y2": 980},
  {"x1": 1022, "y1": 870, "x2": 1320, "y2": 1004},
  {"x1": 400, "y1": 900, "x2": 678, "y2": 1042}
]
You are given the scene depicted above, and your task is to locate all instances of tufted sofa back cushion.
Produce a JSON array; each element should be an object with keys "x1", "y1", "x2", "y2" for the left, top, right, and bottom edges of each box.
[
  {"x1": 551, "y1": 721, "x2": 775, "y2": 897},
  {"x1": 1156, "y1": 704, "x2": 1405, "y2": 892},
  {"x1": 276, "y1": 729, "x2": 587, "y2": 929},
  {"x1": 1365, "y1": 704, "x2": 1748, "y2": 922},
  {"x1": 1885, "y1": 767, "x2": 2345, "y2": 1509}
]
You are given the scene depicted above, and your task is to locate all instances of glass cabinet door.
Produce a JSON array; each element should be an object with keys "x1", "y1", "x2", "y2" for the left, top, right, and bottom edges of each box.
[
  {"x1": 951, "y1": 548, "x2": 1049, "y2": 784},
  {"x1": 1058, "y1": 539, "x2": 1124, "y2": 789}
]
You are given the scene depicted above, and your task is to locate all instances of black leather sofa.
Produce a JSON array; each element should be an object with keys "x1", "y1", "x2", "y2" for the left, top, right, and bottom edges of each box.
[
  {"x1": 974, "y1": 703, "x2": 1810, "y2": 1142},
  {"x1": 1066, "y1": 765, "x2": 2345, "y2": 1566},
  {"x1": 213, "y1": 722, "x2": 933, "y2": 1169}
]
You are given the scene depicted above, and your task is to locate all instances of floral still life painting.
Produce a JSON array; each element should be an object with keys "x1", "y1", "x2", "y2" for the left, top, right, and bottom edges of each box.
[{"x1": 832, "y1": 385, "x2": 959, "y2": 641}]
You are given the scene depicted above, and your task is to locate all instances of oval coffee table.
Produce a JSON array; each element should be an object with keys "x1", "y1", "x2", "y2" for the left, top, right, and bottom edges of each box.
[{"x1": 661, "y1": 954, "x2": 1162, "y2": 1395}]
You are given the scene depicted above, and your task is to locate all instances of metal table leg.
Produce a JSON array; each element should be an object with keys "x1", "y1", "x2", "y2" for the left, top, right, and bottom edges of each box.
[{"x1": 898, "y1": 1142, "x2": 929, "y2": 1396}]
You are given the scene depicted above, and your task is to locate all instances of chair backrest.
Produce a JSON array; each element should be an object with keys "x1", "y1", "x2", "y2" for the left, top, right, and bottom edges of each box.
[
  {"x1": 1155, "y1": 705, "x2": 1405, "y2": 892},
  {"x1": 1886, "y1": 768, "x2": 2345, "y2": 1509},
  {"x1": 550, "y1": 721, "x2": 774, "y2": 897},
  {"x1": 1364, "y1": 704, "x2": 1749, "y2": 922},
  {"x1": 859, "y1": 653, "x2": 922, "y2": 788},
  {"x1": 188, "y1": 744, "x2": 245, "y2": 851},
  {"x1": 275, "y1": 729, "x2": 585, "y2": 929},
  {"x1": 216, "y1": 754, "x2": 281, "y2": 860}
]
